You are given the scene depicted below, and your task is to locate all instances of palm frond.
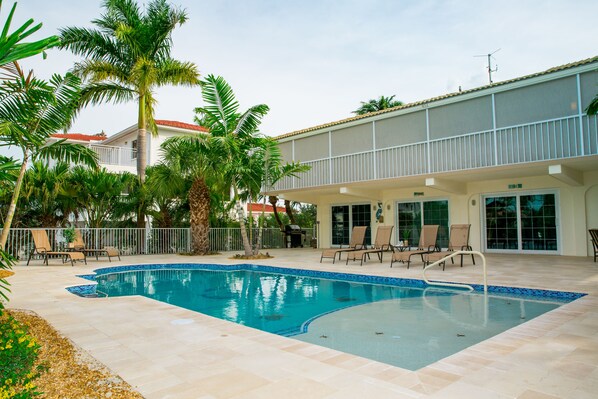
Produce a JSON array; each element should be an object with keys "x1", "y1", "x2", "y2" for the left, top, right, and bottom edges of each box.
[
  {"x1": 35, "y1": 141, "x2": 99, "y2": 169},
  {"x1": 586, "y1": 94, "x2": 598, "y2": 115},
  {"x1": 79, "y1": 81, "x2": 135, "y2": 107}
]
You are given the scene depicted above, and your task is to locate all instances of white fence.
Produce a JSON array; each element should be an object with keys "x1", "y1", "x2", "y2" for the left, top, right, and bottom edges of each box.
[
  {"x1": 5, "y1": 227, "x2": 316, "y2": 260},
  {"x1": 274, "y1": 114, "x2": 598, "y2": 191}
]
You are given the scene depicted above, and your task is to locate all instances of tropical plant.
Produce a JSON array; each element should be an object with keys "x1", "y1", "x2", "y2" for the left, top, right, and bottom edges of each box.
[
  {"x1": 153, "y1": 135, "x2": 219, "y2": 254},
  {"x1": 193, "y1": 75, "x2": 270, "y2": 256},
  {"x1": 65, "y1": 167, "x2": 135, "y2": 228},
  {"x1": 18, "y1": 162, "x2": 73, "y2": 227},
  {"x1": 0, "y1": 312, "x2": 44, "y2": 396},
  {"x1": 0, "y1": 0, "x2": 59, "y2": 66},
  {"x1": 59, "y1": 0, "x2": 200, "y2": 186},
  {"x1": 587, "y1": 94, "x2": 598, "y2": 115},
  {"x1": 352, "y1": 95, "x2": 403, "y2": 115},
  {"x1": 0, "y1": 64, "x2": 98, "y2": 249},
  {"x1": 244, "y1": 138, "x2": 310, "y2": 253}
]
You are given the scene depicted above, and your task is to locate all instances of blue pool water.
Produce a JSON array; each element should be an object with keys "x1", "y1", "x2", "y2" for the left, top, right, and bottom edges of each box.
[{"x1": 75, "y1": 264, "x2": 583, "y2": 370}]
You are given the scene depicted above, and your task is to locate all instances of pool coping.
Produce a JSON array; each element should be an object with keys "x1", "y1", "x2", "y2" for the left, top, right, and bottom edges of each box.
[{"x1": 65, "y1": 262, "x2": 586, "y2": 301}]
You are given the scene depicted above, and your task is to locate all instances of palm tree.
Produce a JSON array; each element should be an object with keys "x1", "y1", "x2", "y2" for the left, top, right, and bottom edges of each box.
[
  {"x1": 59, "y1": 0, "x2": 200, "y2": 185},
  {"x1": 587, "y1": 95, "x2": 598, "y2": 115},
  {"x1": 0, "y1": 0, "x2": 60, "y2": 66},
  {"x1": 66, "y1": 166, "x2": 136, "y2": 228},
  {"x1": 247, "y1": 138, "x2": 310, "y2": 254},
  {"x1": 352, "y1": 95, "x2": 403, "y2": 115},
  {"x1": 0, "y1": 0, "x2": 61, "y2": 309},
  {"x1": 194, "y1": 75, "x2": 270, "y2": 256},
  {"x1": 19, "y1": 161, "x2": 73, "y2": 227},
  {"x1": 0, "y1": 64, "x2": 98, "y2": 249},
  {"x1": 154, "y1": 134, "x2": 223, "y2": 254}
]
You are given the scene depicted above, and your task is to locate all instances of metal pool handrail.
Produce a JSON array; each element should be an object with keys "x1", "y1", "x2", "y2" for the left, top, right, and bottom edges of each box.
[{"x1": 422, "y1": 250, "x2": 487, "y2": 292}]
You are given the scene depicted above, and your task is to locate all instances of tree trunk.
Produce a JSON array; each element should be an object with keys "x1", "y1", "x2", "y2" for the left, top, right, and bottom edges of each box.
[
  {"x1": 233, "y1": 185, "x2": 253, "y2": 256},
  {"x1": 189, "y1": 177, "x2": 211, "y2": 254},
  {"x1": 136, "y1": 94, "x2": 147, "y2": 229},
  {"x1": 285, "y1": 200, "x2": 296, "y2": 224},
  {"x1": 0, "y1": 151, "x2": 28, "y2": 250},
  {"x1": 269, "y1": 195, "x2": 284, "y2": 230}
]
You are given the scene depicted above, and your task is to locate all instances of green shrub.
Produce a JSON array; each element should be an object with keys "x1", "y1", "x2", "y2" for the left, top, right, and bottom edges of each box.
[
  {"x1": 0, "y1": 250, "x2": 15, "y2": 313},
  {"x1": 0, "y1": 314, "x2": 44, "y2": 399}
]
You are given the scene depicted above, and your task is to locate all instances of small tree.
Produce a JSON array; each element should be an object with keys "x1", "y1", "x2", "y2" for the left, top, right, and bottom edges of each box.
[{"x1": 0, "y1": 64, "x2": 98, "y2": 249}]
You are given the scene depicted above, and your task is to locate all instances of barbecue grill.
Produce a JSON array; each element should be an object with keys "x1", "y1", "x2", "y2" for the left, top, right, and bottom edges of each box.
[{"x1": 284, "y1": 224, "x2": 305, "y2": 248}]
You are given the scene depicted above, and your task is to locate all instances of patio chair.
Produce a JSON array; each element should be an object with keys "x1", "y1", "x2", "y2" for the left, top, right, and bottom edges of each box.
[
  {"x1": 320, "y1": 226, "x2": 368, "y2": 263},
  {"x1": 390, "y1": 225, "x2": 439, "y2": 268},
  {"x1": 590, "y1": 229, "x2": 598, "y2": 262},
  {"x1": 27, "y1": 229, "x2": 86, "y2": 266},
  {"x1": 424, "y1": 224, "x2": 475, "y2": 270},
  {"x1": 70, "y1": 229, "x2": 121, "y2": 262},
  {"x1": 345, "y1": 226, "x2": 394, "y2": 265}
]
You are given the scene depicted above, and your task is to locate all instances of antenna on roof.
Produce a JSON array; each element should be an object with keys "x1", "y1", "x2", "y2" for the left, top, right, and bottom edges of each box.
[{"x1": 474, "y1": 48, "x2": 500, "y2": 84}]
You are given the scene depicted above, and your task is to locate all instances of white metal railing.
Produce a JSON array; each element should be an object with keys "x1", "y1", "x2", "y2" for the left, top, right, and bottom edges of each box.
[
  {"x1": 5, "y1": 227, "x2": 315, "y2": 260},
  {"x1": 422, "y1": 250, "x2": 487, "y2": 292},
  {"x1": 89, "y1": 144, "x2": 137, "y2": 167},
  {"x1": 275, "y1": 114, "x2": 598, "y2": 191}
]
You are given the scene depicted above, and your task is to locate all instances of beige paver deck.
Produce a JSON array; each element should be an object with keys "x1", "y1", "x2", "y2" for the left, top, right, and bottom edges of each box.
[{"x1": 6, "y1": 249, "x2": 598, "y2": 398}]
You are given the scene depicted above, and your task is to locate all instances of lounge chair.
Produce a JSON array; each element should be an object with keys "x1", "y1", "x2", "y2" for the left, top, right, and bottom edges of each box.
[
  {"x1": 590, "y1": 229, "x2": 598, "y2": 262},
  {"x1": 424, "y1": 224, "x2": 475, "y2": 270},
  {"x1": 27, "y1": 229, "x2": 86, "y2": 266},
  {"x1": 390, "y1": 225, "x2": 439, "y2": 268},
  {"x1": 70, "y1": 229, "x2": 121, "y2": 261},
  {"x1": 320, "y1": 226, "x2": 368, "y2": 263},
  {"x1": 345, "y1": 226, "x2": 394, "y2": 265}
]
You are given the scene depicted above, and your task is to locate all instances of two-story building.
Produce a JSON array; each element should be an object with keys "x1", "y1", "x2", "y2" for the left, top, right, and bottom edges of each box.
[
  {"x1": 50, "y1": 119, "x2": 207, "y2": 173},
  {"x1": 271, "y1": 56, "x2": 598, "y2": 258}
]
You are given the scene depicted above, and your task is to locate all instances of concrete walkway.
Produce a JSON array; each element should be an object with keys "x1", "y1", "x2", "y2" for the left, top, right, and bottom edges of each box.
[{"x1": 6, "y1": 249, "x2": 598, "y2": 398}]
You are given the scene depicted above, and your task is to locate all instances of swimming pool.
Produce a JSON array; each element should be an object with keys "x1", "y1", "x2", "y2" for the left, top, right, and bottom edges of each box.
[{"x1": 69, "y1": 263, "x2": 584, "y2": 370}]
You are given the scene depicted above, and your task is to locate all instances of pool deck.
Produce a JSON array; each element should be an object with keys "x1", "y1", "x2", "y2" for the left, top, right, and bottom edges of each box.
[{"x1": 6, "y1": 249, "x2": 598, "y2": 399}]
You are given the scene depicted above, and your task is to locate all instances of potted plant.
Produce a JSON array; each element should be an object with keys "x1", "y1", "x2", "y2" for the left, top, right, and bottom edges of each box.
[
  {"x1": 401, "y1": 229, "x2": 411, "y2": 247},
  {"x1": 63, "y1": 226, "x2": 76, "y2": 248}
]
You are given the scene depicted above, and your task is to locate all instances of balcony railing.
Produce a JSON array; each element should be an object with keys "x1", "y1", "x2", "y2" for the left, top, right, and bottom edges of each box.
[
  {"x1": 5, "y1": 227, "x2": 315, "y2": 260},
  {"x1": 274, "y1": 114, "x2": 598, "y2": 191},
  {"x1": 89, "y1": 144, "x2": 137, "y2": 167}
]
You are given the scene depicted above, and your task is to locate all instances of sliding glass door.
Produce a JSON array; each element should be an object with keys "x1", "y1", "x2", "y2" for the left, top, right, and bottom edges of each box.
[
  {"x1": 331, "y1": 204, "x2": 371, "y2": 246},
  {"x1": 484, "y1": 192, "x2": 558, "y2": 253},
  {"x1": 396, "y1": 200, "x2": 449, "y2": 248}
]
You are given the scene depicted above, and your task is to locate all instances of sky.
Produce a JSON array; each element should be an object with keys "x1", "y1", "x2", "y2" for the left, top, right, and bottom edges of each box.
[{"x1": 9, "y1": 0, "x2": 598, "y2": 140}]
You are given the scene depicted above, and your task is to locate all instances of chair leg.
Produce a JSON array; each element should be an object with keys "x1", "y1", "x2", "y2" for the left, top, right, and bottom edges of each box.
[{"x1": 27, "y1": 250, "x2": 34, "y2": 266}]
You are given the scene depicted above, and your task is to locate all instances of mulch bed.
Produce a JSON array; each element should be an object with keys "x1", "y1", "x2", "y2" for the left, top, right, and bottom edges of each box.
[{"x1": 7, "y1": 309, "x2": 144, "y2": 399}]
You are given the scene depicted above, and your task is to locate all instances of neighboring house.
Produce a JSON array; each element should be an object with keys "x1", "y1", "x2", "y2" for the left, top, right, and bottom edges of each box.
[
  {"x1": 49, "y1": 119, "x2": 207, "y2": 173},
  {"x1": 246, "y1": 203, "x2": 287, "y2": 215},
  {"x1": 271, "y1": 56, "x2": 598, "y2": 258}
]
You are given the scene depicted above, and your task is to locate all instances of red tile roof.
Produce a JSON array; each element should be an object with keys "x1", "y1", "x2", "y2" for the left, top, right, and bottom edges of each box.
[
  {"x1": 51, "y1": 133, "x2": 107, "y2": 142},
  {"x1": 247, "y1": 203, "x2": 286, "y2": 213},
  {"x1": 156, "y1": 120, "x2": 208, "y2": 132}
]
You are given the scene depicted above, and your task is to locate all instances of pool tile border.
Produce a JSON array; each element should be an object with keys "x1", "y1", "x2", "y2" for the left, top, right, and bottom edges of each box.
[{"x1": 64, "y1": 262, "x2": 586, "y2": 301}]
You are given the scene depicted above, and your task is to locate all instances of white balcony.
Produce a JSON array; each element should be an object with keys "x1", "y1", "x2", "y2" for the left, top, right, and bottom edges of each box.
[{"x1": 274, "y1": 114, "x2": 598, "y2": 191}]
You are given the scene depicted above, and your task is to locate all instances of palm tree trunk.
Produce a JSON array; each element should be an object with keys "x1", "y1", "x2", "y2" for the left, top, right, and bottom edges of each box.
[
  {"x1": 136, "y1": 95, "x2": 148, "y2": 231},
  {"x1": 285, "y1": 200, "x2": 296, "y2": 224},
  {"x1": 269, "y1": 195, "x2": 284, "y2": 230},
  {"x1": 0, "y1": 152, "x2": 28, "y2": 250},
  {"x1": 189, "y1": 177, "x2": 210, "y2": 254},
  {"x1": 137, "y1": 95, "x2": 148, "y2": 184},
  {"x1": 233, "y1": 185, "x2": 252, "y2": 256}
]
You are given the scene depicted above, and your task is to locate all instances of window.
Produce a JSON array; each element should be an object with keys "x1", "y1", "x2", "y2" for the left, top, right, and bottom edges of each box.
[
  {"x1": 331, "y1": 204, "x2": 371, "y2": 246},
  {"x1": 396, "y1": 200, "x2": 449, "y2": 248},
  {"x1": 484, "y1": 192, "x2": 558, "y2": 253},
  {"x1": 132, "y1": 139, "x2": 137, "y2": 159}
]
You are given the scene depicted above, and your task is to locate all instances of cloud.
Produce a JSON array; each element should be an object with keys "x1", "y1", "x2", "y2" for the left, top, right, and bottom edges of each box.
[{"x1": 9, "y1": 0, "x2": 598, "y2": 139}]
